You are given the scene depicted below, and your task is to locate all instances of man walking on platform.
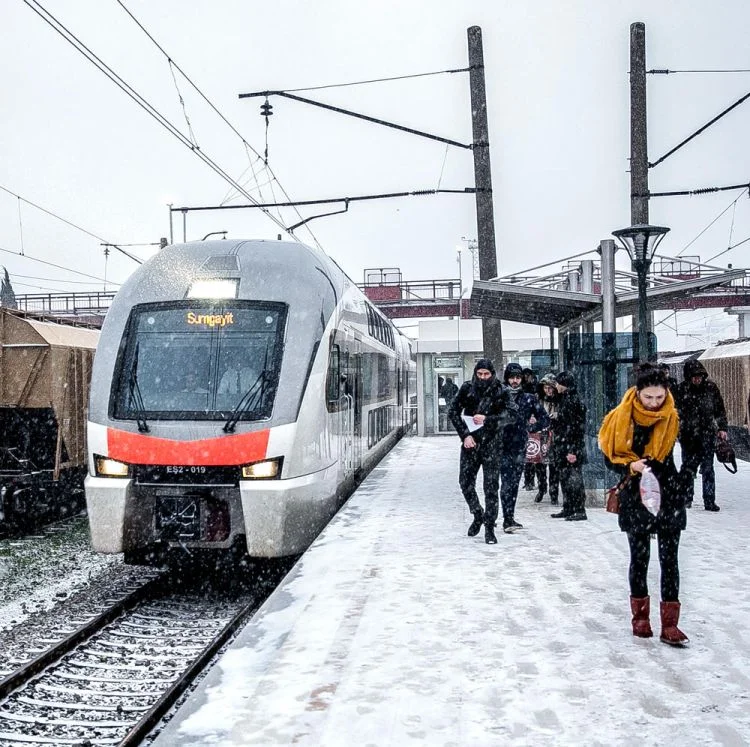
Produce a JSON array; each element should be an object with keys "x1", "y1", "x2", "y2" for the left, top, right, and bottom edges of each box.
[
  {"x1": 674, "y1": 359, "x2": 728, "y2": 511},
  {"x1": 549, "y1": 371, "x2": 588, "y2": 521},
  {"x1": 448, "y1": 359, "x2": 516, "y2": 544}
]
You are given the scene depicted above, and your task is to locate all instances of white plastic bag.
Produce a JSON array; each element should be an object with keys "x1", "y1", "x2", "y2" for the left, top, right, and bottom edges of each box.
[{"x1": 639, "y1": 467, "x2": 661, "y2": 515}]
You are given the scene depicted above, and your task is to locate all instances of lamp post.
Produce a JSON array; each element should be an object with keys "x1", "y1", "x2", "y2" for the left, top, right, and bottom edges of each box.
[{"x1": 612, "y1": 224, "x2": 670, "y2": 362}]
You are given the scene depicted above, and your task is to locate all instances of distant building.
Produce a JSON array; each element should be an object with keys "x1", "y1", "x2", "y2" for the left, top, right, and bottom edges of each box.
[{"x1": 0, "y1": 267, "x2": 17, "y2": 309}]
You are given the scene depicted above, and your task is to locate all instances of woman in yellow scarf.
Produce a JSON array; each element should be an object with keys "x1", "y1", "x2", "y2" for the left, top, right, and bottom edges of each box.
[{"x1": 598, "y1": 363, "x2": 689, "y2": 647}]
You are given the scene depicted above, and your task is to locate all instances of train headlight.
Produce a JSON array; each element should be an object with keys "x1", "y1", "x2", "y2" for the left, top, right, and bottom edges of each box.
[
  {"x1": 94, "y1": 455, "x2": 131, "y2": 478},
  {"x1": 240, "y1": 458, "x2": 281, "y2": 480},
  {"x1": 187, "y1": 279, "x2": 238, "y2": 299}
]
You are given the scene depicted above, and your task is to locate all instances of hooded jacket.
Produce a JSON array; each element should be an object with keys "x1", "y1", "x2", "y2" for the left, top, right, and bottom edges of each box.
[
  {"x1": 448, "y1": 359, "x2": 516, "y2": 445},
  {"x1": 500, "y1": 363, "x2": 550, "y2": 459},
  {"x1": 550, "y1": 380, "x2": 587, "y2": 464},
  {"x1": 674, "y1": 359, "x2": 728, "y2": 447}
]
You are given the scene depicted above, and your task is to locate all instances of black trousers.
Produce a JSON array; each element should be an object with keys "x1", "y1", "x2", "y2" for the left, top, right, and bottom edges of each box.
[
  {"x1": 499, "y1": 454, "x2": 526, "y2": 523},
  {"x1": 534, "y1": 462, "x2": 559, "y2": 498},
  {"x1": 458, "y1": 445, "x2": 501, "y2": 524},
  {"x1": 557, "y1": 461, "x2": 586, "y2": 514},
  {"x1": 523, "y1": 463, "x2": 536, "y2": 487},
  {"x1": 681, "y1": 437, "x2": 716, "y2": 507},
  {"x1": 627, "y1": 530, "x2": 681, "y2": 601}
]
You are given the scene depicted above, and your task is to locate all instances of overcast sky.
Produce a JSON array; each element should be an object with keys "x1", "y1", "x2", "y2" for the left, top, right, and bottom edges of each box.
[{"x1": 2, "y1": 1, "x2": 750, "y2": 351}]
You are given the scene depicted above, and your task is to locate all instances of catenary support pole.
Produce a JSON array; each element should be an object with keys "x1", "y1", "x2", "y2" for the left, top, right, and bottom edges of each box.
[
  {"x1": 630, "y1": 22, "x2": 651, "y2": 340},
  {"x1": 468, "y1": 25, "x2": 503, "y2": 366}
]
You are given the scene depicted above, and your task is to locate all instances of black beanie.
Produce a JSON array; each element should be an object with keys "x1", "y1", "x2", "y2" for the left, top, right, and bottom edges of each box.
[
  {"x1": 555, "y1": 371, "x2": 575, "y2": 389},
  {"x1": 474, "y1": 358, "x2": 495, "y2": 375},
  {"x1": 504, "y1": 362, "x2": 524, "y2": 383}
]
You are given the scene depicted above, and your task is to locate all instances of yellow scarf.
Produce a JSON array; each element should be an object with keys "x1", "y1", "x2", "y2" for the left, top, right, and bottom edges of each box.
[{"x1": 598, "y1": 386, "x2": 679, "y2": 465}]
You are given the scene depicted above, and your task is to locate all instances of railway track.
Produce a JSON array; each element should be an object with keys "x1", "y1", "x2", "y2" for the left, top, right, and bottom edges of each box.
[{"x1": 0, "y1": 564, "x2": 281, "y2": 746}]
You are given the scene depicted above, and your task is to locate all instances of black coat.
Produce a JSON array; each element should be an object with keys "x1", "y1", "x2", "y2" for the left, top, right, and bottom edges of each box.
[
  {"x1": 605, "y1": 422, "x2": 687, "y2": 534},
  {"x1": 448, "y1": 377, "x2": 516, "y2": 447},
  {"x1": 501, "y1": 389, "x2": 550, "y2": 459},
  {"x1": 675, "y1": 378, "x2": 728, "y2": 449},
  {"x1": 550, "y1": 386, "x2": 587, "y2": 465}
]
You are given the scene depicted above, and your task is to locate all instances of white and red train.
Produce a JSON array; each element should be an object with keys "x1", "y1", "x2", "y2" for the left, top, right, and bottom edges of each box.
[{"x1": 85, "y1": 239, "x2": 415, "y2": 565}]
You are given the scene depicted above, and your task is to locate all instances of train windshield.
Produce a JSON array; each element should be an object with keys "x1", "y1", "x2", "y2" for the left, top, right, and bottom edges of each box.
[{"x1": 112, "y1": 301, "x2": 287, "y2": 422}]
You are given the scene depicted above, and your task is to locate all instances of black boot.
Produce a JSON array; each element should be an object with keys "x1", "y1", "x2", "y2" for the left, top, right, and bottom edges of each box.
[
  {"x1": 467, "y1": 510, "x2": 485, "y2": 537},
  {"x1": 534, "y1": 490, "x2": 544, "y2": 503},
  {"x1": 485, "y1": 521, "x2": 497, "y2": 544}
]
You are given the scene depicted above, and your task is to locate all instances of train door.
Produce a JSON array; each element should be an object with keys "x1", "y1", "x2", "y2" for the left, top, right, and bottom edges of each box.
[
  {"x1": 350, "y1": 337, "x2": 364, "y2": 471},
  {"x1": 435, "y1": 368, "x2": 462, "y2": 434}
]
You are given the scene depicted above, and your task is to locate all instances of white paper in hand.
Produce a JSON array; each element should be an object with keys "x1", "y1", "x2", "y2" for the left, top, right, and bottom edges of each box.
[{"x1": 462, "y1": 414, "x2": 483, "y2": 433}]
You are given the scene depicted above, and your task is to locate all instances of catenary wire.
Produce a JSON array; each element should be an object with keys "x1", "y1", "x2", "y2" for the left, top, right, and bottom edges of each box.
[
  {"x1": 0, "y1": 245, "x2": 113, "y2": 283},
  {"x1": 0, "y1": 183, "x2": 144, "y2": 263},
  {"x1": 677, "y1": 188, "x2": 748, "y2": 256},
  {"x1": 283, "y1": 67, "x2": 472, "y2": 92},
  {"x1": 113, "y1": 0, "x2": 323, "y2": 249},
  {"x1": 23, "y1": 0, "x2": 292, "y2": 239}
]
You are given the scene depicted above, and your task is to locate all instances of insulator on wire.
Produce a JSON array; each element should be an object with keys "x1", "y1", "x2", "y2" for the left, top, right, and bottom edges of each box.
[{"x1": 260, "y1": 100, "x2": 273, "y2": 117}]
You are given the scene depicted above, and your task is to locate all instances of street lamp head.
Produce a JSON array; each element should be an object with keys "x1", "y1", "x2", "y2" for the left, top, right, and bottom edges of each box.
[{"x1": 612, "y1": 224, "x2": 670, "y2": 264}]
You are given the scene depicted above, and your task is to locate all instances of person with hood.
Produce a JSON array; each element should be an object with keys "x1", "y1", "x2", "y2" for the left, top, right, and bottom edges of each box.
[
  {"x1": 549, "y1": 371, "x2": 588, "y2": 521},
  {"x1": 448, "y1": 359, "x2": 516, "y2": 544},
  {"x1": 533, "y1": 373, "x2": 560, "y2": 504},
  {"x1": 521, "y1": 368, "x2": 539, "y2": 490},
  {"x1": 499, "y1": 362, "x2": 550, "y2": 533},
  {"x1": 598, "y1": 363, "x2": 688, "y2": 646},
  {"x1": 674, "y1": 359, "x2": 728, "y2": 511}
]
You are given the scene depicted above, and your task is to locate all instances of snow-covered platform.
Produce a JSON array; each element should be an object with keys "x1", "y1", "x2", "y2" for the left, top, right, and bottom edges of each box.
[{"x1": 154, "y1": 436, "x2": 750, "y2": 746}]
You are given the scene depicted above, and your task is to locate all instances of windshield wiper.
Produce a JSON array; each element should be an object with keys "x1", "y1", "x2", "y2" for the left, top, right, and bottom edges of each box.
[
  {"x1": 129, "y1": 344, "x2": 150, "y2": 433},
  {"x1": 223, "y1": 372, "x2": 265, "y2": 433}
]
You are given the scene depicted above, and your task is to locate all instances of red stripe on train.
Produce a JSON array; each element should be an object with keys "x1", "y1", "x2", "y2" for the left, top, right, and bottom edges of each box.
[{"x1": 106, "y1": 428, "x2": 270, "y2": 466}]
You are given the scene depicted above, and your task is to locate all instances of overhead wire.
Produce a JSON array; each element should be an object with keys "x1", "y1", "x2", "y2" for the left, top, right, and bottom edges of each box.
[
  {"x1": 677, "y1": 188, "x2": 748, "y2": 256},
  {"x1": 0, "y1": 245, "x2": 113, "y2": 284},
  {"x1": 283, "y1": 67, "x2": 472, "y2": 92},
  {"x1": 113, "y1": 0, "x2": 323, "y2": 249},
  {"x1": 0, "y1": 183, "x2": 144, "y2": 263},
  {"x1": 23, "y1": 0, "x2": 292, "y2": 240}
]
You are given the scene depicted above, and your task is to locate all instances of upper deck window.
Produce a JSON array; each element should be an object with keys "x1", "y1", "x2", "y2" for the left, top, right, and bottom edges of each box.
[{"x1": 112, "y1": 301, "x2": 286, "y2": 422}]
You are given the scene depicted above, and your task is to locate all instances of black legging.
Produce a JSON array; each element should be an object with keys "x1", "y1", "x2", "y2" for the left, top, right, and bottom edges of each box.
[{"x1": 627, "y1": 530, "x2": 681, "y2": 601}]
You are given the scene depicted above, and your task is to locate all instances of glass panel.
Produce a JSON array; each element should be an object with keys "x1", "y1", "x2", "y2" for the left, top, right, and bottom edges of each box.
[{"x1": 113, "y1": 301, "x2": 286, "y2": 421}]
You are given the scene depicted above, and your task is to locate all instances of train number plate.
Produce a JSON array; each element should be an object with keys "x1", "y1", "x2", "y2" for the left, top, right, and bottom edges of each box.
[{"x1": 155, "y1": 496, "x2": 201, "y2": 541}]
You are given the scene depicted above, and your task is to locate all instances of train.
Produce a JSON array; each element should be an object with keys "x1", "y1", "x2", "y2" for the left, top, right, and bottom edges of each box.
[
  {"x1": 85, "y1": 239, "x2": 416, "y2": 566},
  {"x1": 0, "y1": 309, "x2": 98, "y2": 534}
]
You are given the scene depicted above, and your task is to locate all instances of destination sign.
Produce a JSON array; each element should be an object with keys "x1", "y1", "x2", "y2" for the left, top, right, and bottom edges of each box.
[{"x1": 186, "y1": 311, "x2": 235, "y2": 327}]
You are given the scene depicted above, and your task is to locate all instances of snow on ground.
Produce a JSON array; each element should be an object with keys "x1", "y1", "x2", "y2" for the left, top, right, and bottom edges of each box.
[
  {"x1": 0, "y1": 516, "x2": 121, "y2": 632},
  {"x1": 155, "y1": 436, "x2": 750, "y2": 746}
]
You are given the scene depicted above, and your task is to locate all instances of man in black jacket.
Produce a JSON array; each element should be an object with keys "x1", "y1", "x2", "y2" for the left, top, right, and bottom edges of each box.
[
  {"x1": 549, "y1": 371, "x2": 588, "y2": 521},
  {"x1": 448, "y1": 358, "x2": 516, "y2": 544},
  {"x1": 674, "y1": 359, "x2": 728, "y2": 511}
]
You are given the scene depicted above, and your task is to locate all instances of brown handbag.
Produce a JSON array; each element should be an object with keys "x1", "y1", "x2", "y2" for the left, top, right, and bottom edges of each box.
[{"x1": 605, "y1": 476, "x2": 630, "y2": 514}]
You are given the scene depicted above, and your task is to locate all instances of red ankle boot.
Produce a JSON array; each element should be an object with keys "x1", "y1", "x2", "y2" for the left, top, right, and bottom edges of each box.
[
  {"x1": 630, "y1": 596, "x2": 653, "y2": 638},
  {"x1": 659, "y1": 601, "x2": 689, "y2": 646}
]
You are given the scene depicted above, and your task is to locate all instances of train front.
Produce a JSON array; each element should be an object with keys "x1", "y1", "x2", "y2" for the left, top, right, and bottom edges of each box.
[{"x1": 85, "y1": 240, "x2": 340, "y2": 564}]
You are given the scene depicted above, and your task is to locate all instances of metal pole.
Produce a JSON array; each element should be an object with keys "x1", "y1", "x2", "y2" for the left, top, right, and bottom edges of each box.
[
  {"x1": 457, "y1": 248, "x2": 462, "y2": 352},
  {"x1": 182, "y1": 210, "x2": 187, "y2": 243},
  {"x1": 630, "y1": 22, "x2": 650, "y2": 339},
  {"x1": 637, "y1": 261, "x2": 650, "y2": 362},
  {"x1": 168, "y1": 204, "x2": 174, "y2": 245},
  {"x1": 630, "y1": 22, "x2": 649, "y2": 225},
  {"x1": 468, "y1": 25, "x2": 503, "y2": 366},
  {"x1": 599, "y1": 240, "x2": 616, "y2": 333}
]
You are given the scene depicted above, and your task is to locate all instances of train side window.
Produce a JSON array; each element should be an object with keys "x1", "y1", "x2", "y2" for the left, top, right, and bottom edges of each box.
[{"x1": 326, "y1": 342, "x2": 341, "y2": 410}]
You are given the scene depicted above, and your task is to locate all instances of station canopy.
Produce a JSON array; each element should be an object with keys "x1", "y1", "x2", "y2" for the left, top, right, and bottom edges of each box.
[{"x1": 469, "y1": 267, "x2": 747, "y2": 328}]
